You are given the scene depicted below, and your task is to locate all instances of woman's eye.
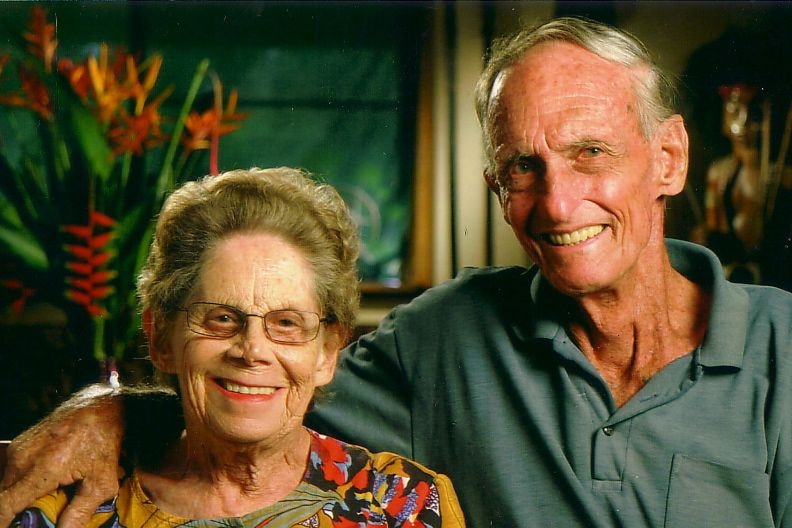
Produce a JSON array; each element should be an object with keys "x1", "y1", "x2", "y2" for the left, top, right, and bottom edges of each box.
[
  {"x1": 205, "y1": 308, "x2": 240, "y2": 326},
  {"x1": 273, "y1": 314, "x2": 304, "y2": 329}
]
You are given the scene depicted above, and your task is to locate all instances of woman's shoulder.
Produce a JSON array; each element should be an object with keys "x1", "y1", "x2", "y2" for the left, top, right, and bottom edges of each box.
[
  {"x1": 307, "y1": 428, "x2": 442, "y2": 482},
  {"x1": 11, "y1": 486, "x2": 123, "y2": 528},
  {"x1": 305, "y1": 429, "x2": 466, "y2": 526}
]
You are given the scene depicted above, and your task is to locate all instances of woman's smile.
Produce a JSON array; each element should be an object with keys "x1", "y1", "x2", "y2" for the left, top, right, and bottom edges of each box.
[{"x1": 212, "y1": 377, "x2": 280, "y2": 397}]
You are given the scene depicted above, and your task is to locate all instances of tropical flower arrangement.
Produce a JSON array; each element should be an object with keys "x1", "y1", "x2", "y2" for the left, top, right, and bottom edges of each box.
[{"x1": 0, "y1": 6, "x2": 246, "y2": 380}]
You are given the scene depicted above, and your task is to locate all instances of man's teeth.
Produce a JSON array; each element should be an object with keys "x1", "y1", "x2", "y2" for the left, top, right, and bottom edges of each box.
[
  {"x1": 547, "y1": 225, "x2": 604, "y2": 246},
  {"x1": 221, "y1": 380, "x2": 275, "y2": 395}
]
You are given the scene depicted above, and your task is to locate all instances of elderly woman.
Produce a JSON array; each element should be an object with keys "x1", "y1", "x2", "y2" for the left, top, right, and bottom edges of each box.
[{"x1": 12, "y1": 168, "x2": 465, "y2": 527}]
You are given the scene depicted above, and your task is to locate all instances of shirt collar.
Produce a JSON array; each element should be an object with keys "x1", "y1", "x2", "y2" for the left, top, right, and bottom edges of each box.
[{"x1": 525, "y1": 239, "x2": 748, "y2": 369}]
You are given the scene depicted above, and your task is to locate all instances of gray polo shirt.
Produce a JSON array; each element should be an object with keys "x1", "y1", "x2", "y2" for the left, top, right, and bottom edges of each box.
[{"x1": 308, "y1": 239, "x2": 792, "y2": 527}]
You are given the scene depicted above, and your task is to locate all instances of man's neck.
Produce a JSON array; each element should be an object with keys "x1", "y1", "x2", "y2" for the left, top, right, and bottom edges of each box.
[{"x1": 566, "y1": 249, "x2": 711, "y2": 407}]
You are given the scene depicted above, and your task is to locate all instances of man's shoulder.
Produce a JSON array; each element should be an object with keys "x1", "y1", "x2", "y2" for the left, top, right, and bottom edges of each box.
[
  {"x1": 407, "y1": 265, "x2": 536, "y2": 309},
  {"x1": 737, "y1": 282, "x2": 792, "y2": 323}
]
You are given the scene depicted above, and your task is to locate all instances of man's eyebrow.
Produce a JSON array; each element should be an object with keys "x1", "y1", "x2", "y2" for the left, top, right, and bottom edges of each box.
[{"x1": 565, "y1": 139, "x2": 622, "y2": 155}]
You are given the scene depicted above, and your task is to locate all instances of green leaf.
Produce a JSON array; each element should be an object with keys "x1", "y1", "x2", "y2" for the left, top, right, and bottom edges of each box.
[
  {"x1": 0, "y1": 222, "x2": 49, "y2": 270},
  {"x1": 69, "y1": 103, "x2": 113, "y2": 183}
]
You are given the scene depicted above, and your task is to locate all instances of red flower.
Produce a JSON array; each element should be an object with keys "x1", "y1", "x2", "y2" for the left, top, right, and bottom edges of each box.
[
  {"x1": 1, "y1": 279, "x2": 36, "y2": 317},
  {"x1": 61, "y1": 211, "x2": 117, "y2": 318}
]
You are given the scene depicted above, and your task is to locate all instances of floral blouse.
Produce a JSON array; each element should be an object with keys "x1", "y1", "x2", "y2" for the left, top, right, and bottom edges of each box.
[{"x1": 12, "y1": 429, "x2": 465, "y2": 528}]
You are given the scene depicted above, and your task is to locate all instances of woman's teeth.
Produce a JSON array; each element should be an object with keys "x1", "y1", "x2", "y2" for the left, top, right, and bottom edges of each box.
[
  {"x1": 220, "y1": 380, "x2": 275, "y2": 395},
  {"x1": 546, "y1": 225, "x2": 604, "y2": 246}
]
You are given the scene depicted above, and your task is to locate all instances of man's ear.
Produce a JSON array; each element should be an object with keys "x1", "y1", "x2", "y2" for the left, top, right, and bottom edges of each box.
[
  {"x1": 484, "y1": 169, "x2": 501, "y2": 196},
  {"x1": 654, "y1": 114, "x2": 689, "y2": 198},
  {"x1": 484, "y1": 169, "x2": 513, "y2": 225},
  {"x1": 144, "y1": 309, "x2": 177, "y2": 374}
]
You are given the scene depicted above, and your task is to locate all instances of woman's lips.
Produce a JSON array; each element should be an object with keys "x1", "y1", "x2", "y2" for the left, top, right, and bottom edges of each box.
[{"x1": 212, "y1": 378, "x2": 280, "y2": 399}]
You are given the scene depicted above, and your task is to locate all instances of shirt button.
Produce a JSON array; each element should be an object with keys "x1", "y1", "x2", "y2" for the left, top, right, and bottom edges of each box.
[{"x1": 602, "y1": 426, "x2": 614, "y2": 436}]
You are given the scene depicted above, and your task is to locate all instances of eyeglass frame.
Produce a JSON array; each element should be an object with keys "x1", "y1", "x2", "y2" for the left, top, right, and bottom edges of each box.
[{"x1": 178, "y1": 301, "x2": 334, "y2": 344}]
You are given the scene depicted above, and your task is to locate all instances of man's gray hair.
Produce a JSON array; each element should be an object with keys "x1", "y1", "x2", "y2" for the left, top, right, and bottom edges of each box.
[{"x1": 474, "y1": 16, "x2": 679, "y2": 173}]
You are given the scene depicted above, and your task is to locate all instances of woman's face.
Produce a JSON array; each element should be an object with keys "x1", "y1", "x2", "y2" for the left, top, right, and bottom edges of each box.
[{"x1": 150, "y1": 232, "x2": 340, "y2": 448}]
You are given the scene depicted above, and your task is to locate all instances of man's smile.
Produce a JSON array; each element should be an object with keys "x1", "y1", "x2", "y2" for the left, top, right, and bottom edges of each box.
[{"x1": 543, "y1": 224, "x2": 605, "y2": 246}]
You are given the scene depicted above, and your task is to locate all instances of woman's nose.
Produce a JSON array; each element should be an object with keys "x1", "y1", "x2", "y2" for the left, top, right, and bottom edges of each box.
[{"x1": 227, "y1": 317, "x2": 275, "y2": 365}]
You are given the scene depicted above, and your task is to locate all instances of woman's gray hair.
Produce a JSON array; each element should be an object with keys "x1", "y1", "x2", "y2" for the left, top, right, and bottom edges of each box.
[
  {"x1": 474, "y1": 16, "x2": 679, "y2": 173},
  {"x1": 137, "y1": 167, "x2": 360, "y2": 353}
]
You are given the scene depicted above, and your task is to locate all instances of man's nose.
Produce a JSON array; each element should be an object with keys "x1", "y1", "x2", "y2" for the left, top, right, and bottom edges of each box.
[{"x1": 535, "y1": 160, "x2": 582, "y2": 222}]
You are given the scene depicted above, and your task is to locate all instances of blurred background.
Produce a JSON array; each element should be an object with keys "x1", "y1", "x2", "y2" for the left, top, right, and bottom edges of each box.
[{"x1": 0, "y1": 1, "x2": 789, "y2": 438}]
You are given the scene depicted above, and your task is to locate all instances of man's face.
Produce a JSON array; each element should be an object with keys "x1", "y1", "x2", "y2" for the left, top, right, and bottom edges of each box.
[{"x1": 488, "y1": 41, "x2": 680, "y2": 296}]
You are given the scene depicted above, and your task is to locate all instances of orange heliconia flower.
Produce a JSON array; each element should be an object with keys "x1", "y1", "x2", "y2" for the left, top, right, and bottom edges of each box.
[
  {"x1": 0, "y1": 8, "x2": 56, "y2": 119},
  {"x1": 182, "y1": 77, "x2": 247, "y2": 174},
  {"x1": 16, "y1": 64, "x2": 53, "y2": 120},
  {"x1": 58, "y1": 57, "x2": 94, "y2": 101},
  {"x1": 125, "y1": 53, "x2": 164, "y2": 115},
  {"x1": 87, "y1": 44, "x2": 131, "y2": 125},
  {"x1": 24, "y1": 6, "x2": 58, "y2": 72},
  {"x1": 107, "y1": 88, "x2": 170, "y2": 155}
]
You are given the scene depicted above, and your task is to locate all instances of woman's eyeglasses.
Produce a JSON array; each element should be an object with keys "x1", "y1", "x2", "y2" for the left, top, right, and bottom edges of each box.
[{"x1": 179, "y1": 302, "x2": 332, "y2": 344}]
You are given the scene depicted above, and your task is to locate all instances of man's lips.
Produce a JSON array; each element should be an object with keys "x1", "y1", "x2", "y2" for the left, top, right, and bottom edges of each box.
[{"x1": 543, "y1": 225, "x2": 604, "y2": 246}]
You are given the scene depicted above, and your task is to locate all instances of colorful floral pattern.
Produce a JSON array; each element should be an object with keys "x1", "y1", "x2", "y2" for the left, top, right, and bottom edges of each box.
[{"x1": 12, "y1": 430, "x2": 461, "y2": 528}]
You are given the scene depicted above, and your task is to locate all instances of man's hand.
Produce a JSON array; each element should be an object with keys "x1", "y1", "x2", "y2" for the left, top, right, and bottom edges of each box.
[{"x1": 0, "y1": 385, "x2": 125, "y2": 528}]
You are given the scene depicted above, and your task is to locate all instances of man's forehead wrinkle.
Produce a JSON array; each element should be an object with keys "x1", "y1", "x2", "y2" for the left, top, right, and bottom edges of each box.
[{"x1": 497, "y1": 96, "x2": 615, "y2": 148}]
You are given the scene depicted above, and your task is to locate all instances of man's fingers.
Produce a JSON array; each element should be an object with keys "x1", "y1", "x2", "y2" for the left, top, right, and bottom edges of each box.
[
  {"x1": 56, "y1": 477, "x2": 119, "y2": 528},
  {"x1": 0, "y1": 471, "x2": 63, "y2": 527}
]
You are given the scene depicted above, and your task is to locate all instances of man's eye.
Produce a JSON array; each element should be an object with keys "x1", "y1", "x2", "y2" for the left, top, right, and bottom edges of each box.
[
  {"x1": 501, "y1": 155, "x2": 540, "y2": 192},
  {"x1": 579, "y1": 144, "x2": 612, "y2": 159},
  {"x1": 582, "y1": 146, "x2": 602, "y2": 157},
  {"x1": 513, "y1": 156, "x2": 538, "y2": 174}
]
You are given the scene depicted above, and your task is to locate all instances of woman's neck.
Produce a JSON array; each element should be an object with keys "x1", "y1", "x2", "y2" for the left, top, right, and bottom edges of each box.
[{"x1": 137, "y1": 426, "x2": 312, "y2": 519}]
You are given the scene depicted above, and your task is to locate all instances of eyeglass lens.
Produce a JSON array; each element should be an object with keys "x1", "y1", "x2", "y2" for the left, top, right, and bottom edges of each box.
[{"x1": 185, "y1": 302, "x2": 320, "y2": 343}]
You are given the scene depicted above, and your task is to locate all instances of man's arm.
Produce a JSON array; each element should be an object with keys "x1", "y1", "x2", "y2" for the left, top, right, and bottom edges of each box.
[
  {"x1": 0, "y1": 385, "x2": 124, "y2": 528},
  {"x1": 0, "y1": 384, "x2": 182, "y2": 528},
  {"x1": 307, "y1": 308, "x2": 414, "y2": 457},
  {"x1": 0, "y1": 441, "x2": 9, "y2": 476}
]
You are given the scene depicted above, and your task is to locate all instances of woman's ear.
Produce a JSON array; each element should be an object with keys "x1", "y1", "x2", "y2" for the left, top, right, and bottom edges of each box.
[
  {"x1": 654, "y1": 114, "x2": 689, "y2": 198},
  {"x1": 314, "y1": 324, "x2": 343, "y2": 387},
  {"x1": 144, "y1": 309, "x2": 177, "y2": 374}
]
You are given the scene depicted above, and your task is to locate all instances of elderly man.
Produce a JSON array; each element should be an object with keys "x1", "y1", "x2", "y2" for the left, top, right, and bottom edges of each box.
[{"x1": 2, "y1": 17, "x2": 791, "y2": 528}]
